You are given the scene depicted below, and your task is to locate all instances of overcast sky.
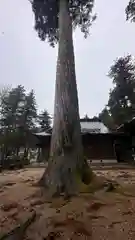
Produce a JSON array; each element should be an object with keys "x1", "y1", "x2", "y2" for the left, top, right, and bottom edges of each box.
[{"x1": 0, "y1": 0, "x2": 135, "y2": 118}]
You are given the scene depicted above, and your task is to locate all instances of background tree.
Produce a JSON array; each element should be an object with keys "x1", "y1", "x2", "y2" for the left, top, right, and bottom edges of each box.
[
  {"x1": 98, "y1": 108, "x2": 115, "y2": 131},
  {"x1": 19, "y1": 90, "x2": 37, "y2": 131},
  {"x1": 0, "y1": 85, "x2": 11, "y2": 166},
  {"x1": 0, "y1": 86, "x2": 37, "y2": 167},
  {"x1": 0, "y1": 85, "x2": 11, "y2": 109},
  {"x1": 18, "y1": 89, "x2": 37, "y2": 158},
  {"x1": 107, "y1": 55, "x2": 135, "y2": 127},
  {"x1": 84, "y1": 114, "x2": 89, "y2": 119},
  {"x1": 126, "y1": 0, "x2": 135, "y2": 22},
  {"x1": 38, "y1": 110, "x2": 52, "y2": 133},
  {"x1": 31, "y1": 0, "x2": 96, "y2": 195},
  {"x1": 0, "y1": 85, "x2": 25, "y2": 166}
]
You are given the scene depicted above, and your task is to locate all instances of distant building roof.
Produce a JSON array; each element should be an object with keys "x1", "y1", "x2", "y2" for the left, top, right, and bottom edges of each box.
[
  {"x1": 80, "y1": 117, "x2": 101, "y2": 123},
  {"x1": 34, "y1": 117, "x2": 108, "y2": 137},
  {"x1": 80, "y1": 119, "x2": 108, "y2": 134}
]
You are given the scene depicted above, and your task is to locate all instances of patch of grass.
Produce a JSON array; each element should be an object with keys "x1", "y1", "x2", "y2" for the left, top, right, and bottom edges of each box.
[{"x1": 79, "y1": 174, "x2": 106, "y2": 194}]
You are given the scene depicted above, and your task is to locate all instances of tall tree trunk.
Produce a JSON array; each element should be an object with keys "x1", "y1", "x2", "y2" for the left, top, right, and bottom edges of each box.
[{"x1": 40, "y1": 0, "x2": 91, "y2": 196}]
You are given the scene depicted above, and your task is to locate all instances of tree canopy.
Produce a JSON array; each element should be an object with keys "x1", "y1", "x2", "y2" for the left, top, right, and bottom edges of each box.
[
  {"x1": 31, "y1": 0, "x2": 96, "y2": 46},
  {"x1": 99, "y1": 108, "x2": 115, "y2": 131},
  {"x1": 38, "y1": 110, "x2": 52, "y2": 133},
  {"x1": 99, "y1": 55, "x2": 135, "y2": 128},
  {"x1": 126, "y1": 0, "x2": 135, "y2": 22},
  {"x1": 0, "y1": 85, "x2": 52, "y2": 166}
]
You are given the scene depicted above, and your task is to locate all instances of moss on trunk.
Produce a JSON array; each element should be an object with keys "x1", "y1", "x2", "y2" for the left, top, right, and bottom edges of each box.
[{"x1": 40, "y1": 149, "x2": 93, "y2": 197}]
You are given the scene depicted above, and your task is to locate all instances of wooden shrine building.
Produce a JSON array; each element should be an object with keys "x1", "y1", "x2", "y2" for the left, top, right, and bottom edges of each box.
[{"x1": 33, "y1": 131, "x2": 131, "y2": 162}]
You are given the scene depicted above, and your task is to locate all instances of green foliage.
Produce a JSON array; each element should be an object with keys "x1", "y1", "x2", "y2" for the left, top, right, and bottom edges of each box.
[
  {"x1": 0, "y1": 85, "x2": 51, "y2": 168},
  {"x1": 30, "y1": 0, "x2": 96, "y2": 46},
  {"x1": 0, "y1": 85, "x2": 11, "y2": 109},
  {"x1": 107, "y1": 55, "x2": 135, "y2": 126},
  {"x1": 126, "y1": 0, "x2": 135, "y2": 22},
  {"x1": 20, "y1": 89, "x2": 37, "y2": 131},
  {"x1": 99, "y1": 55, "x2": 135, "y2": 128},
  {"x1": 99, "y1": 108, "x2": 115, "y2": 131},
  {"x1": 38, "y1": 110, "x2": 52, "y2": 132},
  {"x1": 0, "y1": 85, "x2": 26, "y2": 131},
  {"x1": 0, "y1": 86, "x2": 37, "y2": 151}
]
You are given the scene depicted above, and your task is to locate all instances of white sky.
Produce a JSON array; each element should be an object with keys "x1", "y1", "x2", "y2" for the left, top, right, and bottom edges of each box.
[{"x1": 0, "y1": 0, "x2": 135, "y2": 118}]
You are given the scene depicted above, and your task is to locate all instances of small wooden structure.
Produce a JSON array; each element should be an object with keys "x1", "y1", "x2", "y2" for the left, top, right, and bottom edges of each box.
[{"x1": 82, "y1": 132, "x2": 130, "y2": 161}]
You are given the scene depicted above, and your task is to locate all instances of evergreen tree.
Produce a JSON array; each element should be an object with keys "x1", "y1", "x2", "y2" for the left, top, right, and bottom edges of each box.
[
  {"x1": 0, "y1": 86, "x2": 37, "y2": 164},
  {"x1": 38, "y1": 110, "x2": 52, "y2": 133},
  {"x1": 0, "y1": 85, "x2": 11, "y2": 109},
  {"x1": 99, "y1": 108, "x2": 115, "y2": 131},
  {"x1": 17, "y1": 90, "x2": 37, "y2": 159},
  {"x1": 107, "y1": 55, "x2": 135, "y2": 127},
  {"x1": 30, "y1": 0, "x2": 96, "y2": 195},
  {"x1": 126, "y1": 0, "x2": 135, "y2": 22},
  {"x1": 0, "y1": 85, "x2": 26, "y2": 165},
  {"x1": 0, "y1": 85, "x2": 11, "y2": 132},
  {"x1": 20, "y1": 89, "x2": 37, "y2": 131},
  {"x1": 0, "y1": 85, "x2": 25, "y2": 130}
]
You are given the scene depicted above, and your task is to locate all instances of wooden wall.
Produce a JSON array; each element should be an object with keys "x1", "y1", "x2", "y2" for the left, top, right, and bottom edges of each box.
[{"x1": 35, "y1": 133, "x2": 131, "y2": 161}]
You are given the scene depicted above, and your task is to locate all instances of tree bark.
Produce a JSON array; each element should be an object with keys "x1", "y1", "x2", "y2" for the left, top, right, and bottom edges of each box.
[{"x1": 40, "y1": 0, "x2": 91, "y2": 196}]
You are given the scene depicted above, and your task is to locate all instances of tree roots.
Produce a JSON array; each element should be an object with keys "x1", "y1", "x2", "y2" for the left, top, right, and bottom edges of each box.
[{"x1": 0, "y1": 210, "x2": 36, "y2": 240}]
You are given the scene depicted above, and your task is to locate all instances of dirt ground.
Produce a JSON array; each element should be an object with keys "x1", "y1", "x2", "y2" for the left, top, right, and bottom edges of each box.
[{"x1": 0, "y1": 167, "x2": 135, "y2": 239}]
